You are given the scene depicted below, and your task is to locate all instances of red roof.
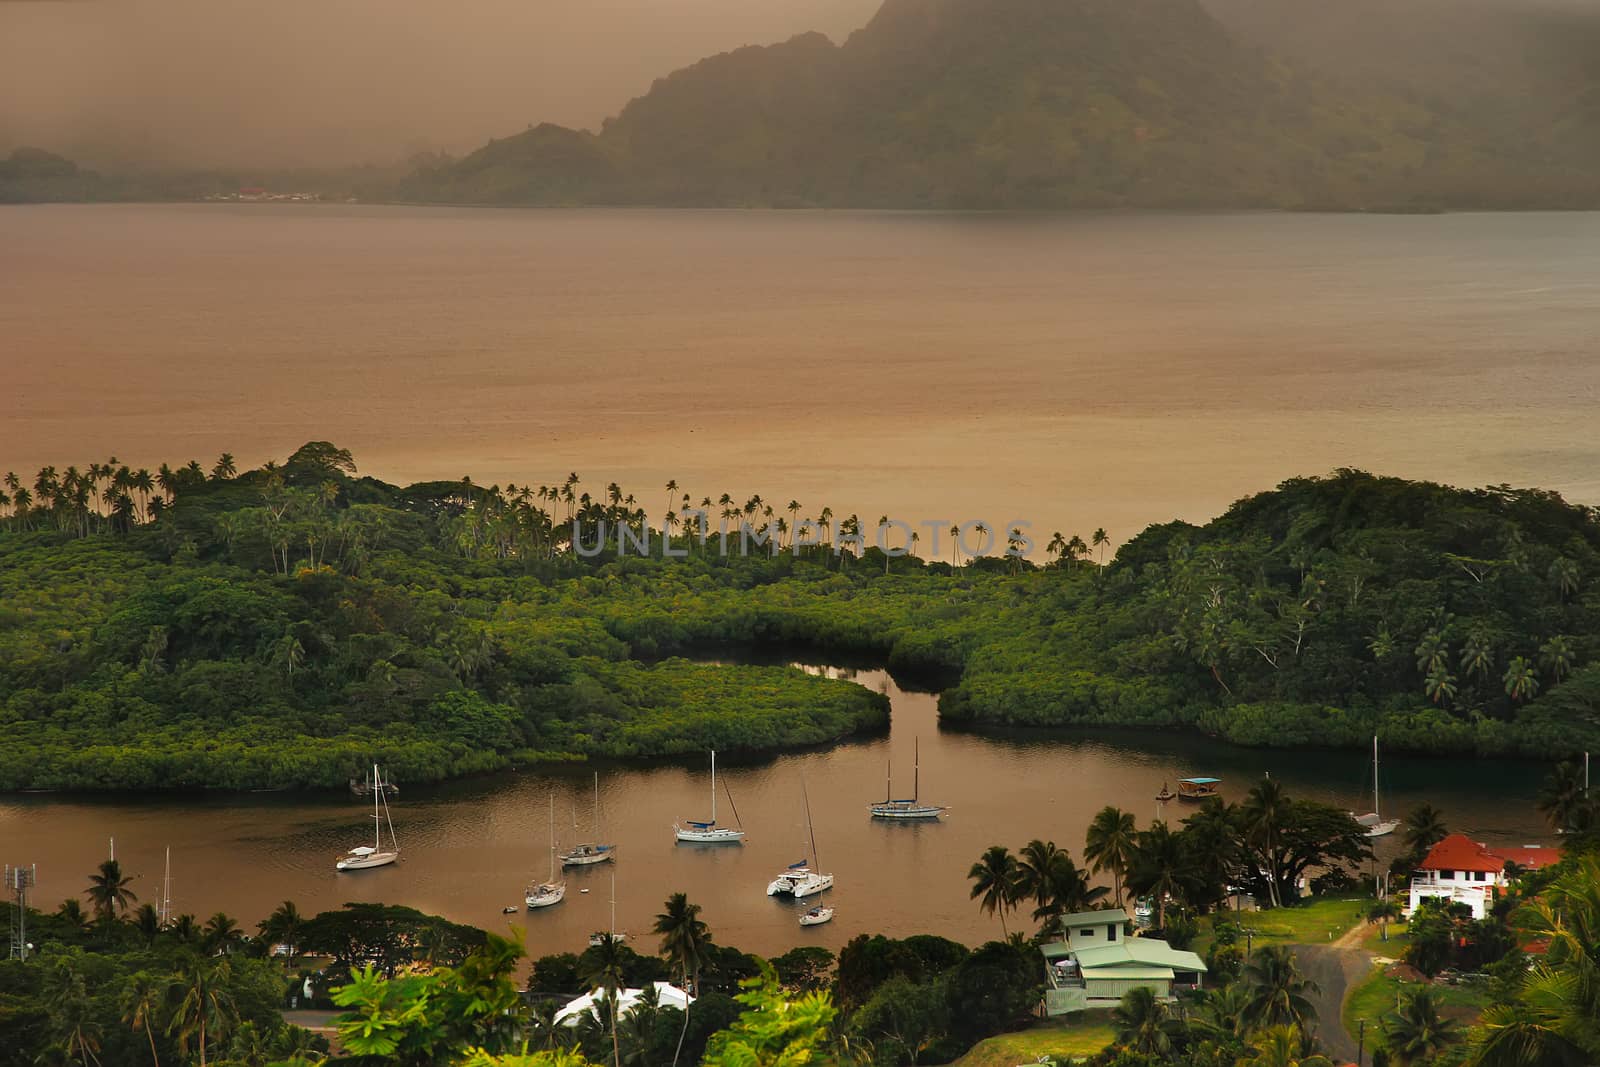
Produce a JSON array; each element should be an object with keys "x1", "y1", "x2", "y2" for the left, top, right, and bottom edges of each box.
[
  {"x1": 1495, "y1": 844, "x2": 1561, "y2": 870},
  {"x1": 1418, "y1": 833, "x2": 1560, "y2": 874}
]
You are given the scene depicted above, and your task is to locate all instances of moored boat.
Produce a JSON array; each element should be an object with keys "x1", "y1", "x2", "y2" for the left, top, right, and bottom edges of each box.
[
  {"x1": 1351, "y1": 736, "x2": 1400, "y2": 838},
  {"x1": 675, "y1": 750, "x2": 746, "y2": 843},
  {"x1": 527, "y1": 792, "x2": 567, "y2": 910},
  {"x1": 560, "y1": 772, "x2": 617, "y2": 865},
  {"x1": 799, "y1": 905, "x2": 834, "y2": 926},
  {"x1": 1177, "y1": 777, "x2": 1221, "y2": 802},
  {"x1": 869, "y1": 738, "x2": 946, "y2": 820},
  {"x1": 336, "y1": 765, "x2": 400, "y2": 871}
]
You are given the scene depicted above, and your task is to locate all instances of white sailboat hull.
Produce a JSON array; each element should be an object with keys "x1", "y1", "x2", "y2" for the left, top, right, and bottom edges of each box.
[
  {"x1": 337, "y1": 850, "x2": 399, "y2": 871},
  {"x1": 799, "y1": 906, "x2": 834, "y2": 926},
  {"x1": 675, "y1": 824, "x2": 746, "y2": 843},
  {"x1": 768, "y1": 870, "x2": 833, "y2": 898},
  {"x1": 526, "y1": 883, "x2": 566, "y2": 909},
  {"x1": 869, "y1": 802, "x2": 946, "y2": 819},
  {"x1": 1355, "y1": 813, "x2": 1400, "y2": 838},
  {"x1": 560, "y1": 844, "x2": 616, "y2": 866}
]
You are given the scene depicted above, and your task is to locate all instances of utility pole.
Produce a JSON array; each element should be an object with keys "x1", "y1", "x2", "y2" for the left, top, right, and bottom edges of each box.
[
  {"x1": 1358, "y1": 1019, "x2": 1367, "y2": 1067},
  {"x1": 5, "y1": 864, "x2": 35, "y2": 961}
]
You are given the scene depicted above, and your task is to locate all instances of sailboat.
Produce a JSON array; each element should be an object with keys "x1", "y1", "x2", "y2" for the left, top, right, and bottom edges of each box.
[
  {"x1": 675, "y1": 750, "x2": 746, "y2": 843},
  {"x1": 589, "y1": 869, "x2": 628, "y2": 946},
  {"x1": 526, "y1": 792, "x2": 567, "y2": 909},
  {"x1": 869, "y1": 737, "x2": 946, "y2": 819},
  {"x1": 766, "y1": 779, "x2": 833, "y2": 898},
  {"x1": 560, "y1": 772, "x2": 616, "y2": 866},
  {"x1": 1351, "y1": 736, "x2": 1399, "y2": 838},
  {"x1": 337, "y1": 764, "x2": 401, "y2": 870}
]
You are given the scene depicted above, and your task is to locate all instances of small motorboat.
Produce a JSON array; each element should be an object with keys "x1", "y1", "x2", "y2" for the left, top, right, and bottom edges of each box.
[
  {"x1": 580, "y1": 888, "x2": 590, "y2": 894},
  {"x1": 589, "y1": 930, "x2": 629, "y2": 947},
  {"x1": 502, "y1": 906, "x2": 518, "y2": 914},
  {"x1": 1154, "y1": 782, "x2": 1176, "y2": 803},
  {"x1": 799, "y1": 905, "x2": 834, "y2": 927}
]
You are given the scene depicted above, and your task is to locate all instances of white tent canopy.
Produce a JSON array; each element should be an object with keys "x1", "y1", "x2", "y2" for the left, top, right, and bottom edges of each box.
[{"x1": 555, "y1": 982, "x2": 694, "y2": 1027}]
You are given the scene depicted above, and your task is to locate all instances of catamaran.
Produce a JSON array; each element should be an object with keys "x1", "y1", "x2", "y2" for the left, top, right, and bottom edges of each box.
[
  {"x1": 526, "y1": 792, "x2": 567, "y2": 909},
  {"x1": 868, "y1": 738, "x2": 946, "y2": 819},
  {"x1": 675, "y1": 750, "x2": 746, "y2": 843},
  {"x1": 560, "y1": 772, "x2": 616, "y2": 866},
  {"x1": 337, "y1": 764, "x2": 400, "y2": 870},
  {"x1": 766, "y1": 779, "x2": 833, "y2": 899},
  {"x1": 1351, "y1": 735, "x2": 1399, "y2": 838}
]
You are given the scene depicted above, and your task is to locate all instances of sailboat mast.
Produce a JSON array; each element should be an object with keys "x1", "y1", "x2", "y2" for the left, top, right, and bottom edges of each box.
[
  {"x1": 548, "y1": 792, "x2": 556, "y2": 881},
  {"x1": 1373, "y1": 736, "x2": 1380, "y2": 817},
  {"x1": 373, "y1": 763, "x2": 382, "y2": 850},
  {"x1": 710, "y1": 750, "x2": 717, "y2": 823},
  {"x1": 885, "y1": 759, "x2": 892, "y2": 803},
  {"x1": 593, "y1": 771, "x2": 600, "y2": 838},
  {"x1": 802, "y1": 778, "x2": 820, "y2": 869},
  {"x1": 914, "y1": 738, "x2": 920, "y2": 804},
  {"x1": 161, "y1": 847, "x2": 172, "y2": 926}
]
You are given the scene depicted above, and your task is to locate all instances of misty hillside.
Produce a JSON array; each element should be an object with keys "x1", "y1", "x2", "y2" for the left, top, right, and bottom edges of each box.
[{"x1": 399, "y1": 0, "x2": 1600, "y2": 209}]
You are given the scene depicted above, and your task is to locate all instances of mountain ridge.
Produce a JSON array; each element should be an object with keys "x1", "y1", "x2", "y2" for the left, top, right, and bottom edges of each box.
[{"x1": 398, "y1": 0, "x2": 1600, "y2": 209}]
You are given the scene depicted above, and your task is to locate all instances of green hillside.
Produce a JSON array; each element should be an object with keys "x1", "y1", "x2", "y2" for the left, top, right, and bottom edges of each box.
[{"x1": 400, "y1": 0, "x2": 1600, "y2": 209}]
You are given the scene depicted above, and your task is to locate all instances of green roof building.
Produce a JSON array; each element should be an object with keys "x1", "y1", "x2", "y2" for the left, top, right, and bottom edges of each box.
[{"x1": 1041, "y1": 909, "x2": 1207, "y2": 1015}]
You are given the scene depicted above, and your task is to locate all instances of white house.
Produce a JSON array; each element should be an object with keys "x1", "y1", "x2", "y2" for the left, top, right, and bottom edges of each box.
[
  {"x1": 1406, "y1": 833, "x2": 1560, "y2": 920},
  {"x1": 1042, "y1": 909, "x2": 1206, "y2": 1016},
  {"x1": 555, "y1": 982, "x2": 693, "y2": 1027}
]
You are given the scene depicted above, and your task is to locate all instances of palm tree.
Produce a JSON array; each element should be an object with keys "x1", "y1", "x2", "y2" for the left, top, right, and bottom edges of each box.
[
  {"x1": 1383, "y1": 988, "x2": 1461, "y2": 1066},
  {"x1": 1414, "y1": 632, "x2": 1448, "y2": 676},
  {"x1": 1459, "y1": 628, "x2": 1494, "y2": 681},
  {"x1": 121, "y1": 970, "x2": 167, "y2": 1067},
  {"x1": 1084, "y1": 807, "x2": 1138, "y2": 908},
  {"x1": 55, "y1": 897, "x2": 90, "y2": 930},
  {"x1": 1126, "y1": 820, "x2": 1187, "y2": 931},
  {"x1": 1092, "y1": 528, "x2": 1110, "y2": 567},
  {"x1": 202, "y1": 912, "x2": 244, "y2": 955},
  {"x1": 967, "y1": 845, "x2": 1022, "y2": 936},
  {"x1": 1538, "y1": 636, "x2": 1575, "y2": 684},
  {"x1": 1402, "y1": 804, "x2": 1449, "y2": 861},
  {"x1": 86, "y1": 858, "x2": 138, "y2": 922},
  {"x1": 1367, "y1": 898, "x2": 1402, "y2": 943},
  {"x1": 1548, "y1": 556, "x2": 1581, "y2": 600},
  {"x1": 1015, "y1": 839, "x2": 1067, "y2": 911},
  {"x1": 133, "y1": 903, "x2": 163, "y2": 944},
  {"x1": 1241, "y1": 777, "x2": 1289, "y2": 908},
  {"x1": 653, "y1": 893, "x2": 711, "y2": 1067},
  {"x1": 257, "y1": 900, "x2": 304, "y2": 965},
  {"x1": 581, "y1": 932, "x2": 629, "y2": 1067},
  {"x1": 1469, "y1": 855, "x2": 1600, "y2": 1067},
  {"x1": 1424, "y1": 665, "x2": 1457, "y2": 706},
  {"x1": 1112, "y1": 986, "x2": 1178, "y2": 1056},
  {"x1": 1503, "y1": 656, "x2": 1540, "y2": 702},
  {"x1": 1033, "y1": 853, "x2": 1109, "y2": 932},
  {"x1": 1239, "y1": 946, "x2": 1320, "y2": 1034},
  {"x1": 1243, "y1": 1024, "x2": 1333, "y2": 1067},
  {"x1": 210, "y1": 453, "x2": 236, "y2": 481},
  {"x1": 1047, "y1": 531, "x2": 1067, "y2": 563},
  {"x1": 1537, "y1": 760, "x2": 1589, "y2": 832},
  {"x1": 168, "y1": 956, "x2": 238, "y2": 1067}
]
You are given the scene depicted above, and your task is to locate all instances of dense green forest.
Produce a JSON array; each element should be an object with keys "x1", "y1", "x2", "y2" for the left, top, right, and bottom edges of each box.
[
  {"x1": 396, "y1": 0, "x2": 1600, "y2": 210},
  {"x1": 1, "y1": 441, "x2": 1596, "y2": 791}
]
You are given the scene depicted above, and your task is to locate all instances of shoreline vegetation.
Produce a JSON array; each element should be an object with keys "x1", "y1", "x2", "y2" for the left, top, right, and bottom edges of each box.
[{"x1": 1, "y1": 442, "x2": 1596, "y2": 792}]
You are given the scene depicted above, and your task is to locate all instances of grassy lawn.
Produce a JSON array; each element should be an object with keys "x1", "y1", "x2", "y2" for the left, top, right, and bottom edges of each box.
[
  {"x1": 1361, "y1": 917, "x2": 1408, "y2": 956},
  {"x1": 942, "y1": 1016, "x2": 1116, "y2": 1067},
  {"x1": 1342, "y1": 964, "x2": 1492, "y2": 1053},
  {"x1": 1193, "y1": 895, "x2": 1369, "y2": 957}
]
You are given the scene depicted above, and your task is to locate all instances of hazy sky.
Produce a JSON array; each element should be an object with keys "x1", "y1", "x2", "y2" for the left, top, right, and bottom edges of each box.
[{"x1": 0, "y1": 0, "x2": 878, "y2": 169}]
